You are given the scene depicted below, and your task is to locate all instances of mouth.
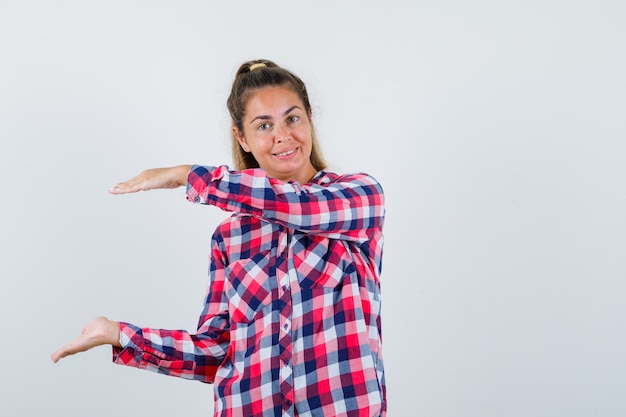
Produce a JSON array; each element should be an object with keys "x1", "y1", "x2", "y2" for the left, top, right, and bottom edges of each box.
[{"x1": 273, "y1": 148, "x2": 297, "y2": 158}]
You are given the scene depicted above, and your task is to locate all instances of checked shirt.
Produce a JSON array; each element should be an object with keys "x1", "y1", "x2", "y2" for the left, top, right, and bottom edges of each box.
[{"x1": 113, "y1": 165, "x2": 386, "y2": 417}]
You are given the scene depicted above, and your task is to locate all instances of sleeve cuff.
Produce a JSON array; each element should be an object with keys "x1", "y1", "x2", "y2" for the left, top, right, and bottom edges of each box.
[
  {"x1": 112, "y1": 322, "x2": 143, "y2": 366},
  {"x1": 119, "y1": 322, "x2": 132, "y2": 347},
  {"x1": 186, "y1": 164, "x2": 217, "y2": 204}
]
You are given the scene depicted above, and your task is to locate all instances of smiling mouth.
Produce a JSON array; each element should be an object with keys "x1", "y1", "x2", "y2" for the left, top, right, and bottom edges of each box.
[{"x1": 274, "y1": 148, "x2": 296, "y2": 157}]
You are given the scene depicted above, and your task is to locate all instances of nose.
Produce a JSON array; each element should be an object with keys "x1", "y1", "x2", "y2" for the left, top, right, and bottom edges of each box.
[{"x1": 274, "y1": 123, "x2": 291, "y2": 143}]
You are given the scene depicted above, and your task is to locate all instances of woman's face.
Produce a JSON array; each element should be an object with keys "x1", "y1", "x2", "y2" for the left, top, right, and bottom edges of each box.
[{"x1": 234, "y1": 85, "x2": 317, "y2": 184}]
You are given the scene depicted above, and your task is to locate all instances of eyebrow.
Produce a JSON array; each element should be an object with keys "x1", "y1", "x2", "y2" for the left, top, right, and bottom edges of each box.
[{"x1": 249, "y1": 105, "x2": 302, "y2": 124}]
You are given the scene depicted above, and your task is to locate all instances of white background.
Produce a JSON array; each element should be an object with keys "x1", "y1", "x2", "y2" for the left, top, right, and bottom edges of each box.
[{"x1": 1, "y1": 1, "x2": 625, "y2": 416}]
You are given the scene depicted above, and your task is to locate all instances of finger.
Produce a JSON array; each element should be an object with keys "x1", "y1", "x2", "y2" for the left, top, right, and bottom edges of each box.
[
  {"x1": 50, "y1": 342, "x2": 76, "y2": 363},
  {"x1": 108, "y1": 169, "x2": 156, "y2": 194},
  {"x1": 51, "y1": 333, "x2": 93, "y2": 363},
  {"x1": 108, "y1": 177, "x2": 143, "y2": 194},
  {"x1": 108, "y1": 183, "x2": 140, "y2": 194},
  {"x1": 51, "y1": 348, "x2": 67, "y2": 363}
]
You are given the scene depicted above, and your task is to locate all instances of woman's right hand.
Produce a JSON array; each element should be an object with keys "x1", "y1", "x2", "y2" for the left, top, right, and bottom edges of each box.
[
  {"x1": 51, "y1": 316, "x2": 121, "y2": 363},
  {"x1": 108, "y1": 165, "x2": 192, "y2": 194}
]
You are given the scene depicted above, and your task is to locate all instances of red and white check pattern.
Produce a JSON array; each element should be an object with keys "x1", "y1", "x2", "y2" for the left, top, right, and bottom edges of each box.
[{"x1": 113, "y1": 165, "x2": 386, "y2": 417}]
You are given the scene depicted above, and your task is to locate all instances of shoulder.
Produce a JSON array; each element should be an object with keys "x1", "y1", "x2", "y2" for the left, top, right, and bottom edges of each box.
[{"x1": 313, "y1": 170, "x2": 384, "y2": 192}]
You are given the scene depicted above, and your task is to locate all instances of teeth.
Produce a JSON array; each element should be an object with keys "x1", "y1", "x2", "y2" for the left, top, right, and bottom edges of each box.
[{"x1": 276, "y1": 149, "x2": 295, "y2": 157}]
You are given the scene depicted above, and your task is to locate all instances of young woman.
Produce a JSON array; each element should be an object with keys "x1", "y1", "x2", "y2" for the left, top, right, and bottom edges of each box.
[{"x1": 52, "y1": 59, "x2": 386, "y2": 417}]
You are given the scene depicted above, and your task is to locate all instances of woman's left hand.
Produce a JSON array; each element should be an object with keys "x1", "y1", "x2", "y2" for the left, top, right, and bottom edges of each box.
[{"x1": 51, "y1": 316, "x2": 121, "y2": 363}]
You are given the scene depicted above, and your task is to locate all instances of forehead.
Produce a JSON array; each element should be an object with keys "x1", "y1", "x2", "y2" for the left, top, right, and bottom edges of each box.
[{"x1": 244, "y1": 85, "x2": 304, "y2": 116}]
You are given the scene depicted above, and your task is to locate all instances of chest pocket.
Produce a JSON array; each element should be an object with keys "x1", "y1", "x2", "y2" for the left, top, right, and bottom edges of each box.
[
  {"x1": 292, "y1": 234, "x2": 356, "y2": 290},
  {"x1": 225, "y1": 252, "x2": 276, "y2": 323}
]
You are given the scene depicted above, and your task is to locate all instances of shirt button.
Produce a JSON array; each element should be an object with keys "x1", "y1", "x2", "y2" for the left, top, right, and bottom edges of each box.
[{"x1": 282, "y1": 285, "x2": 288, "y2": 292}]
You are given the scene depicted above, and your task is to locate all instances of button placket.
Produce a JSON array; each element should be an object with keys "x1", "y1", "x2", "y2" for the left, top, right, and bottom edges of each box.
[{"x1": 277, "y1": 230, "x2": 294, "y2": 413}]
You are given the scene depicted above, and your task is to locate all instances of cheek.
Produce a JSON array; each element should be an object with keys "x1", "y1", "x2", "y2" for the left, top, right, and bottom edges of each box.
[{"x1": 248, "y1": 138, "x2": 272, "y2": 154}]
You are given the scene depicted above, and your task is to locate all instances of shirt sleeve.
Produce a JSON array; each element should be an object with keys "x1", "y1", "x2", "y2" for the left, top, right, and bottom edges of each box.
[
  {"x1": 186, "y1": 165, "x2": 385, "y2": 243},
  {"x1": 112, "y1": 236, "x2": 231, "y2": 383}
]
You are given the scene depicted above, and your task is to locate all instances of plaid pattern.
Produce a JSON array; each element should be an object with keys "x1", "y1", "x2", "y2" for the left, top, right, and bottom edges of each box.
[{"x1": 113, "y1": 165, "x2": 386, "y2": 417}]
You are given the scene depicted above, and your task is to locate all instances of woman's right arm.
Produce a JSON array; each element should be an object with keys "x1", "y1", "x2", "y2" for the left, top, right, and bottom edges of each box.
[{"x1": 187, "y1": 165, "x2": 385, "y2": 243}]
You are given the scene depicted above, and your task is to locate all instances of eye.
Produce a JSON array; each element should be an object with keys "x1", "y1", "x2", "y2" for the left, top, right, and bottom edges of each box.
[
  {"x1": 257, "y1": 122, "x2": 271, "y2": 131},
  {"x1": 287, "y1": 115, "x2": 300, "y2": 124}
]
